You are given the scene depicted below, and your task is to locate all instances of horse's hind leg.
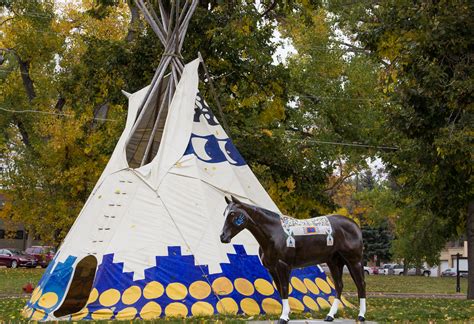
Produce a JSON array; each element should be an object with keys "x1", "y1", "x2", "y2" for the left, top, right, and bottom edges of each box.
[
  {"x1": 274, "y1": 260, "x2": 291, "y2": 324},
  {"x1": 325, "y1": 254, "x2": 345, "y2": 322},
  {"x1": 345, "y1": 259, "x2": 367, "y2": 322}
]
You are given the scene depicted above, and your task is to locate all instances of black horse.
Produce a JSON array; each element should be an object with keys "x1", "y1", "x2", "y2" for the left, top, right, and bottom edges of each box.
[{"x1": 220, "y1": 196, "x2": 366, "y2": 323}]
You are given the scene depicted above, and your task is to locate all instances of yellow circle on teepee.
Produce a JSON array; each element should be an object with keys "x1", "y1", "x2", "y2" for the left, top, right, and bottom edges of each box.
[
  {"x1": 288, "y1": 297, "x2": 305, "y2": 312},
  {"x1": 140, "y1": 301, "x2": 162, "y2": 320},
  {"x1": 99, "y1": 288, "x2": 120, "y2": 307},
  {"x1": 234, "y1": 278, "x2": 254, "y2": 296},
  {"x1": 303, "y1": 296, "x2": 319, "y2": 311},
  {"x1": 21, "y1": 306, "x2": 33, "y2": 319},
  {"x1": 144, "y1": 281, "x2": 164, "y2": 299},
  {"x1": 87, "y1": 288, "x2": 99, "y2": 304},
  {"x1": 304, "y1": 278, "x2": 320, "y2": 295},
  {"x1": 122, "y1": 286, "x2": 142, "y2": 305},
  {"x1": 191, "y1": 301, "x2": 214, "y2": 316},
  {"x1": 317, "y1": 297, "x2": 331, "y2": 309},
  {"x1": 341, "y1": 296, "x2": 353, "y2": 307},
  {"x1": 71, "y1": 308, "x2": 89, "y2": 321},
  {"x1": 189, "y1": 280, "x2": 211, "y2": 300},
  {"x1": 165, "y1": 302, "x2": 188, "y2": 317},
  {"x1": 30, "y1": 287, "x2": 42, "y2": 304},
  {"x1": 291, "y1": 277, "x2": 307, "y2": 294},
  {"x1": 38, "y1": 292, "x2": 58, "y2": 308},
  {"x1": 166, "y1": 283, "x2": 188, "y2": 300},
  {"x1": 254, "y1": 278, "x2": 274, "y2": 296},
  {"x1": 315, "y1": 278, "x2": 331, "y2": 294},
  {"x1": 327, "y1": 278, "x2": 335, "y2": 289},
  {"x1": 116, "y1": 307, "x2": 137, "y2": 320},
  {"x1": 216, "y1": 297, "x2": 238, "y2": 314},
  {"x1": 240, "y1": 298, "x2": 260, "y2": 315},
  {"x1": 212, "y1": 277, "x2": 234, "y2": 296},
  {"x1": 262, "y1": 298, "x2": 282, "y2": 314},
  {"x1": 30, "y1": 309, "x2": 46, "y2": 321},
  {"x1": 91, "y1": 308, "x2": 113, "y2": 320}
]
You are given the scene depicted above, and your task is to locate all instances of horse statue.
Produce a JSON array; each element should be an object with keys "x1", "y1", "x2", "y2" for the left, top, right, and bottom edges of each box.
[{"x1": 220, "y1": 196, "x2": 366, "y2": 323}]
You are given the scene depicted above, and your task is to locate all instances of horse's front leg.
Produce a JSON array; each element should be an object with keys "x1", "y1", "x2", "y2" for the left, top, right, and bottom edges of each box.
[{"x1": 274, "y1": 260, "x2": 291, "y2": 324}]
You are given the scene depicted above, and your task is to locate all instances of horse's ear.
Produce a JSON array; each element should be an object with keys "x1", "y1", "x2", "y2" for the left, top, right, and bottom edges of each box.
[
  {"x1": 231, "y1": 195, "x2": 242, "y2": 204},
  {"x1": 224, "y1": 196, "x2": 231, "y2": 204}
]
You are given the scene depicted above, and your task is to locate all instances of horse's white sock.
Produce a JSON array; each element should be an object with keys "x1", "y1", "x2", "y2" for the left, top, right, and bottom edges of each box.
[
  {"x1": 280, "y1": 299, "x2": 290, "y2": 321},
  {"x1": 327, "y1": 298, "x2": 340, "y2": 317},
  {"x1": 358, "y1": 298, "x2": 366, "y2": 317}
]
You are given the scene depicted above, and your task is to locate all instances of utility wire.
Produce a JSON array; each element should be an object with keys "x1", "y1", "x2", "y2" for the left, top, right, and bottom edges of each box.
[
  {"x1": 243, "y1": 131, "x2": 398, "y2": 150},
  {"x1": 284, "y1": 137, "x2": 398, "y2": 150},
  {"x1": 1, "y1": 108, "x2": 397, "y2": 149},
  {"x1": 0, "y1": 107, "x2": 118, "y2": 122},
  {"x1": 298, "y1": 95, "x2": 382, "y2": 102}
]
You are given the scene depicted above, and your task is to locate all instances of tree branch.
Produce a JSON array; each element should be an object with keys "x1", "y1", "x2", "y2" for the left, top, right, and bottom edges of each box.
[
  {"x1": 0, "y1": 17, "x2": 14, "y2": 26},
  {"x1": 260, "y1": 0, "x2": 277, "y2": 18}
]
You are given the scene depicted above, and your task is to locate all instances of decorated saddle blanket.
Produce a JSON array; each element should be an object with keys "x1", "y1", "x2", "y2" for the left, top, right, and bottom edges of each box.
[{"x1": 280, "y1": 215, "x2": 334, "y2": 248}]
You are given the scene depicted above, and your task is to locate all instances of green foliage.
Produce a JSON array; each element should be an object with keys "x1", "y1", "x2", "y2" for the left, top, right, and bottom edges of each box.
[
  {"x1": 361, "y1": 223, "x2": 392, "y2": 264},
  {"x1": 329, "y1": 0, "x2": 473, "y2": 278},
  {"x1": 352, "y1": 0, "x2": 473, "y2": 235}
]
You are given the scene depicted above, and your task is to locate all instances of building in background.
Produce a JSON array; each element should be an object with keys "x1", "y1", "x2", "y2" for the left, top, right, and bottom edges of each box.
[
  {"x1": 437, "y1": 238, "x2": 468, "y2": 276},
  {"x1": 0, "y1": 193, "x2": 41, "y2": 250}
]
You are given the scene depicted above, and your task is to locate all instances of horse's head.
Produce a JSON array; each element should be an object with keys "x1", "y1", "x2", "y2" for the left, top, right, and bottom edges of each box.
[{"x1": 220, "y1": 195, "x2": 249, "y2": 243}]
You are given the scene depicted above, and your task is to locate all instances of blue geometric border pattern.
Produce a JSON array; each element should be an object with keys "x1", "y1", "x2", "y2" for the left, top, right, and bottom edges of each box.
[
  {"x1": 23, "y1": 254, "x2": 77, "y2": 320},
  {"x1": 184, "y1": 134, "x2": 246, "y2": 166},
  {"x1": 24, "y1": 245, "x2": 339, "y2": 320}
]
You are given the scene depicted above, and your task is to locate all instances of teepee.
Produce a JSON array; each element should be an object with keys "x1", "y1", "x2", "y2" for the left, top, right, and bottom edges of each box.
[{"x1": 23, "y1": 1, "x2": 338, "y2": 321}]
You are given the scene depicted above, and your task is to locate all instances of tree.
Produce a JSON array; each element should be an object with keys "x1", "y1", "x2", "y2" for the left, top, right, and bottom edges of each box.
[
  {"x1": 361, "y1": 223, "x2": 392, "y2": 265},
  {"x1": 0, "y1": 1, "x2": 130, "y2": 245},
  {"x1": 332, "y1": 0, "x2": 473, "y2": 296}
]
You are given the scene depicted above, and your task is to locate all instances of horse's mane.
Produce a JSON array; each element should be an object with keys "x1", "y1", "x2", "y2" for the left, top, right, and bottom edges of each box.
[{"x1": 240, "y1": 201, "x2": 281, "y2": 219}]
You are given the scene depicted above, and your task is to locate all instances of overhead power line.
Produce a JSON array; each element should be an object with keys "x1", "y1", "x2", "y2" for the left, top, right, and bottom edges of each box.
[
  {"x1": 297, "y1": 95, "x2": 383, "y2": 102},
  {"x1": 242, "y1": 131, "x2": 398, "y2": 150},
  {"x1": 0, "y1": 107, "x2": 118, "y2": 122},
  {"x1": 284, "y1": 137, "x2": 398, "y2": 150}
]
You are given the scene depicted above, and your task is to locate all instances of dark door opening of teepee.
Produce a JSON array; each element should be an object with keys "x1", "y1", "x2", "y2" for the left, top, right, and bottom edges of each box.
[{"x1": 53, "y1": 255, "x2": 97, "y2": 317}]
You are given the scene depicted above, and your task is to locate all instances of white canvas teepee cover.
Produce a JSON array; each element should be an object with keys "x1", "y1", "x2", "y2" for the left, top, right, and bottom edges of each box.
[{"x1": 23, "y1": 59, "x2": 337, "y2": 321}]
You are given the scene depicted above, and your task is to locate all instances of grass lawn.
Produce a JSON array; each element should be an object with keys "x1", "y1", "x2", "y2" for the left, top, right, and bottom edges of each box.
[
  {"x1": 0, "y1": 268, "x2": 43, "y2": 297},
  {"x1": 341, "y1": 273, "x2": 468, "y2": 295},
  {"x1": 0, "y1": 268, "x2": 472, "y2": 322}
]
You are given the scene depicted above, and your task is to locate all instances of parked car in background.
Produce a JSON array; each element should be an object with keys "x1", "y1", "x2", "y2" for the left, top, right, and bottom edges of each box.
[
  {"x1": 389, "y1": 264, "x2": 404, "y2": 275},
  {"x1": 407, "y1": 267, "x2": 431, "y2": 276},
  {"x1": 364, "y1": 266, "x2": 379, "y2": 275},
  {"x1": 441, "y1": 268, "x2": 457, "y2": 277},
  {"x1": 380, "y1": 263, "x2": 396, "y2": 275},
  {"x1": 441, "y1": 268, "x2": 468, "y2": 278},
  {"x1": 0, "y1": 248, "x2": 37, "y2": 268},
  {"x1": 25, "y1": 246, "x2": 55, "y2": 268},
  {"x1": 389, "y1": 264, "x2": 431, "y2": 276}
]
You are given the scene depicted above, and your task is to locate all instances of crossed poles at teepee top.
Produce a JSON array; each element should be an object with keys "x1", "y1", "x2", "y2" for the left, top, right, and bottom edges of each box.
[{"x1": 128, "y1": 0, "x2": 199, "y2": 167}]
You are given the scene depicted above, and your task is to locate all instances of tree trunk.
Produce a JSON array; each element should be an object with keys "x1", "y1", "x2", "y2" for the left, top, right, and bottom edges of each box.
[
  {"x1": 126, "y1": 0, "x2": 141, "y2": 43},
  {"x1": 26, "y1": 228, "x2": 35, "y2": 249},
  {"x1": 18, "y1": 58, "x2": 36, "y2": 101},
  {"x1": 415, "y1": 266, "x2": 421, "y2": 276},
  {"x1": 467, "y1": 200, "x2": 474, "y2": 299}
]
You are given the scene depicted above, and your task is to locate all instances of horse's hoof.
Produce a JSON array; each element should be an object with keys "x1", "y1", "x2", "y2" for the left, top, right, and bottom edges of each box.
[
  {"x1": 357, "y1": 316, "x2": 366, "y2": 322},
  {"x1": 324, "y1": 316, "x2": 334, "y2": 322},
  {"x1": 278, "y1": 319, "x2": 289, "y2": 324}
]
